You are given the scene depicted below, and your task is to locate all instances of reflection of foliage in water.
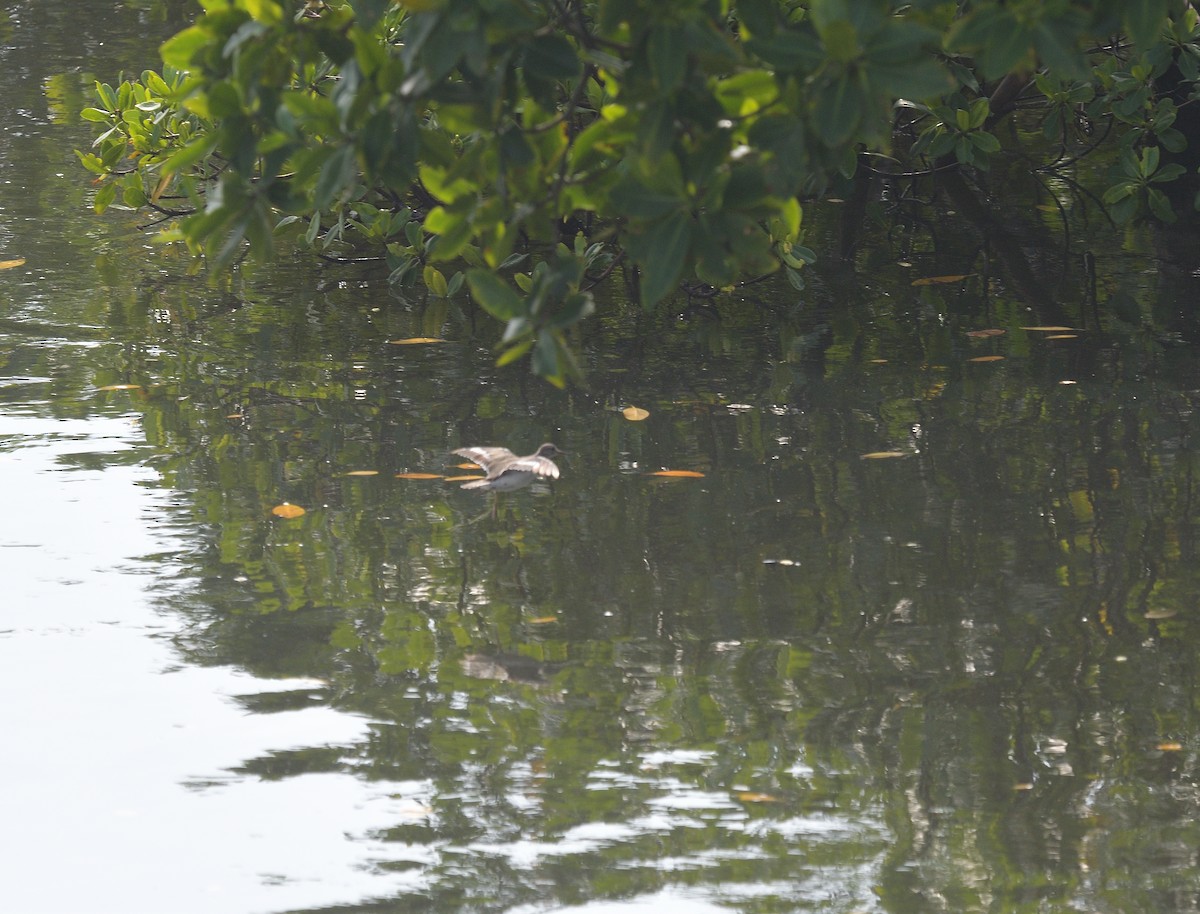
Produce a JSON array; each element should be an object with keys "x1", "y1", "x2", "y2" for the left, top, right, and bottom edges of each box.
[{"x1": 120, "y1": 193, "x2": 1200, "y2": 911}]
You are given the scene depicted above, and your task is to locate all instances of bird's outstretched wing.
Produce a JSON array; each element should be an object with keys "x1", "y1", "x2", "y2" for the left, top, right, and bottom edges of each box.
[
  {"x1": 506, "y1": 455, "x2": 560, "y2": 479},
  {"x1": 453, "y1": 446, "x2": 516, "y2": 473}
]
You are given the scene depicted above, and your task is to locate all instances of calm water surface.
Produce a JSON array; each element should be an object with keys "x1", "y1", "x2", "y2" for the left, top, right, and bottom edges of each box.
[{"x1": 3, "y1": 3, "x2": 1200, "y2": 913}]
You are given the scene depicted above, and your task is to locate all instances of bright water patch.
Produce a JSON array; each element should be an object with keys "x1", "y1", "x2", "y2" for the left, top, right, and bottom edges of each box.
[{"x1": 0, "y1": 413, "x2": 420, "y2": 913}]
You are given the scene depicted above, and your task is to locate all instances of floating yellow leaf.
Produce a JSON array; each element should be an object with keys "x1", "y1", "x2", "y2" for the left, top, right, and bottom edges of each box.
[
  {"x1": 271, "y1": 503, "x2": 306, "y2": 518},
  {"x1": 1020, "y1": 326, "x2": 1077, "y2": 332},
  {"x1": 736, "y1": 792, "x2": 781, "y2": 803},
  {"x1": 648, "y1": 470, "x2": 705, "y2": 478},
  {"x1": 1157, "y1": 741, "x2": 1184, "y2": 752},
  {"x1": 395, "y1": 472, "x2": 444, "y2": 480},
  {"x1": 343, "y1": 470, "x2": 379, "y2": 476},
  {"x1": 861, "y1": 451, "x2": 907, "y2": 459},
  {"x1": 623, "y1": 406, "x2": 650, "y2": 421},
  {"x1": 912, "y1": 273, "x2": 972, "y2": 286},
  {"x1": 527, "y1": 616, "x2": 558, "y2": 624},
  {"x1": 96, "y1": 384, "x2": 142, "y2": 391},
  {"x1": 445, "y1": 474, "x2": 485, "y2": 483},
  {"x1": 968, "y1": 355, "x2": 1005, "y2": 362},
  {"x1": 389, "y1": 337, "x2": 445, "y2": 344},
  {"x1": 1144, "y1": 608, "x2": 1178, "y2": 620},
  {"x1": 1046, "y1": 334, "x2": 1077, "y2": 340},
  {"x1": 0, "y1": 257, "x2": 26, "y2": 270},
  {"x1": 966, "y1": 328, "x2": 1005, "y2": 338}
]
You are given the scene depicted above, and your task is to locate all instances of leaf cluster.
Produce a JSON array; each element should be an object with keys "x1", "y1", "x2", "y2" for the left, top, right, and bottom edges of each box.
[{"x1": 79, "y1": 0, "x2": 1200, "y2": 383}]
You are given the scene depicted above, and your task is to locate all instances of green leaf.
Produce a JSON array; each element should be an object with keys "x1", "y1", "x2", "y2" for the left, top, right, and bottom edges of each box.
[
  {"x1": 609, "y1": 173, "x2": 685, "y2": 219},
  {"x1": 1110, "y1": 194, "x2": 1137, "y2": 224},
  {"x1": 634, "y1": 211, "x2": 692, "y2": 309},
  {"x1": 954, "y1": 136, "x2": 975, "y2": 166},
  {"x1": 161, "y1": 132, "x2": 220, "y2": 176},
  {"x1": 496, "y1": 338, "x2": 534, "y2": 367},
  {"x1": 498, "y1": 124, "x2": 535, "y2": 168},
  {"x1": 647, "y1": 25, "x2": 686, "y2": 93},
  {"x1": 968, "y1": 98, "x2": 989, "y2": 129},
  {"x1": 814, "y1": 74, "x2": 864, "y2": 147},
  {"x1": 820, "y1": 20, "x2": 860, "y2": 64},
  {"x1": 467, "y1": 269, "x2": 525, "y2": 320},
  {"x1": 1119, "y1": 146, "x2": 1141, "y2": 179},
  {"x1": 387, "y1": 254, "x2": 418, "y2": 285},
  {"x1": 870, "y1": 59, "x2": 951, "y2": 101},
  {"x1": 1033, "y1": 18, "x2": 1088, "y2": 80},
  {"x1": 144, "y1": 70, "x2": 172, "y2": 97},
  {"x1": 980, "y1": 25, "x2": 1033, "y2": 77},
  {"x1": 160, "y1": 26, "x2": 213, "y2": 70},
  {"x1": 811, "y1": 0, "x2": 884, "y2": 36},
  {"x1": 75, "y1": 150, "x2": 106, "y2": 175},
  {"x1": 746, "y1": 29, "x2": 823, "y2": 72},
  {"x1": 968, "y1": 131, "x2": 1001, "y2": 153},
  {"x1": 424, "y1": 205, "x2": 474, "y2": 262},
  {"x1": 93, "y1": 180, "x2": 118, "y2": 214},
  {"x1": 736, "y1": 0, "x2": 781, "y2": 38},
  {"x1": 95, "y1": 82, "x2": 118, "y2": 111},
  {"x1": 722, "y1": 163, "x2": 769, "y2": 210},
  {"x1": 1102, "y1": 181, "x2": 1136, "y2": 204},
  {"x1": 539, "y1": 290, "x2": 593, "y2": 332},
  {"x1": 423, "y1": 265, "x2": 449, "y2": 296},
  {"x1": 524, "y1": 34, "x2": 580, "y2": 81},
  {"x1": 792, "y1": 244, "x2": 816, "y2": 264},
  {"x1": 950, "y1": 9, "x2": 1031, "y2": 78},
  {"x1": 715, "y1": 69, "x2": 778, "y2": 116},
  {"x1": 1147, "y1": 186, "x2": 1176, "y2": 222},
  {"x1": 771, "y1": 196, "x2": 802, "y2": 240},
  {"x1": 314, "y1": 145, "x2": 356, "y2": 210},
  {"x1": 569, "y1": 116, "x2": 628, "y2": 170},
  {"x1": 1140, "y1": 145, "x2": 1160, "y2": 178},
  {"x1": 1125, "y1": 0, "x2": 1169, "y2": 48},
  {"x1": 1152, "y1": 162, "x2": 1186, "y2": 183},
  {"x1": 948, "y1": 60, "x2": 980, "y2": 93},
  {"x1": 1042, "y1": 110, "x2": 1065, "y2": 142},
  {"x1": 636, "y1": 100, "x2": 676, "y2": 160},
  {"x1": 532, "y1": 330, "x2": 560, "y2": 380},
  {"x1": 244, "y1": 0, "x2": 285, "y2": 25},
  {"x1": 122, "y1": 176, "x2": 148, "y2": 208},
  {"x1": 864, "y1": 19, "x2": 935, "y2": 66}
]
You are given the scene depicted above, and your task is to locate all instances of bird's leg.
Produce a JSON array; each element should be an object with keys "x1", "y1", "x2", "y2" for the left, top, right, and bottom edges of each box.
[{"x1": 462, "y1": 505, "x2": 491, "y2": 527}]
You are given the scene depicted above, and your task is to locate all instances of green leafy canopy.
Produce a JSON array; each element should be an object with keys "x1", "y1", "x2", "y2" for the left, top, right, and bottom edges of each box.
[{"x1": 80, "y1": 0, "x2": 1197, "y2": 384}]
